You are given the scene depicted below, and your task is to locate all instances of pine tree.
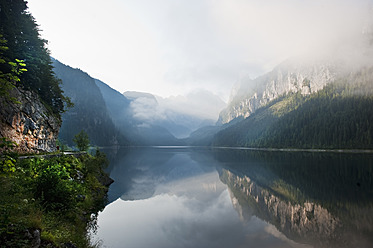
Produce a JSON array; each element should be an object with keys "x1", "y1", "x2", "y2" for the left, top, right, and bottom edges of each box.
[{"x1": 0, "y1": 0, "x2": 69, "y2": 118}]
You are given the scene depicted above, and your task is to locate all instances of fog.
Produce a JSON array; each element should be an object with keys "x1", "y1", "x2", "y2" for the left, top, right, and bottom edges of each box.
[
  {"x1": 123, "y1": 90, "x2": 226, "y2": 138},
  {"x1": 28, "y1": 0, "x2": 373, "y2": 100}
]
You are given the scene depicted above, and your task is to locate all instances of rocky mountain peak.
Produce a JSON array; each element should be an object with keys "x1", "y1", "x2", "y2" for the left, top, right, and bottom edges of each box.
[{"x1": 217, "y1": 58, "x2": 339, "y2": 124}]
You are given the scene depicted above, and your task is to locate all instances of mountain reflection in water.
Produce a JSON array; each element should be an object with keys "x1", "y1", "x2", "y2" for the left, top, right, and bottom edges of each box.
[{"x1": 91, "y1": 147, "x2": 373, "y2": 248}]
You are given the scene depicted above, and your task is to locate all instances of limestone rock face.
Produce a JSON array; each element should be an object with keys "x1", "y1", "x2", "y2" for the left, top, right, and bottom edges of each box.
[
  {"x1": 0, "y1": 87, "x2": 61, "y2": 153},
  {"x1": 217, "y1": 59, "x2": 338, "y2": 124}
]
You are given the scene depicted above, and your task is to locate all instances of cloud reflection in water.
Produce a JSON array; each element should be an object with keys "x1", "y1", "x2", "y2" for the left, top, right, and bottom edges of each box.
[{"x1": 92, "y1": 160, "x2": 309, "y2": 248}]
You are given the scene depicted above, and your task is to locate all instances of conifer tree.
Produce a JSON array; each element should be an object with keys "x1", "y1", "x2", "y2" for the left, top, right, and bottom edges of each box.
[{"x1": 0, "y1": 0, "x2": 70, "y2": 118}]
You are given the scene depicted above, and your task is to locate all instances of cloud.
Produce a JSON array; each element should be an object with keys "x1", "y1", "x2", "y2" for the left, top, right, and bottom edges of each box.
[
  {"x1": 211, "y1": 0, "x2": 373, "y2": 68},
  {"x1": 156, "y1": 89, "x2": 226, "y2": 120},
  {"x1": 28, "y1": 0, "x2": 373, "y2": 100},
  {"x1": 129, "y1": 95, "x2": 165, "y2": 122},
  {"x1": 120, "y1": 0, "x2": 373, "y2": 95},
  {"x1": 125, "y1": 89, "x2": 226, "y2": 137},
  {"x1": 120, "y1": 0, "x2": 253, "y2": 98}
]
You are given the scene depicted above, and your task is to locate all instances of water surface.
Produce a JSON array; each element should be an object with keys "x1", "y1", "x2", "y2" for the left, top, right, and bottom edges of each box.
[{"x1": 91, "y1": 147, "x2": 373, "y2": 248}]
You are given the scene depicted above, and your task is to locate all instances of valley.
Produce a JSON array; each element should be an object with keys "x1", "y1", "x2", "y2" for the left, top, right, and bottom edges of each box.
[
  {"x1": 1, "y1": 1, "x2": 373, "y2": 247},
  {"x1": 53, "y1": 57, "x2": 373, "y2": 151}
]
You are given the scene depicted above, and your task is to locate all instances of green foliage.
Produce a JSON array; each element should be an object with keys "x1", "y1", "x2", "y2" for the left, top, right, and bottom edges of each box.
[
  {"x1": 34, "y1": 161, "x2": 76, "y2": 211},
  {"x1": 256, "y1": 71, "x2": 373, "y2": 149},
  {"x1": 0, "y1": 137, "x2": 17, "y2": 150},
  {"x1": 73, "y1": 130, "x2": 90, "y2": 151},
  {"x1": 0, "y1": 35, "x2": 27, "y2": 104},
  {"x1": 0, "y1": 138, "x2": 18, "y2": 174},
  {"x1": 0, "y1": 156, "x2": 16, "y2": 174},
  {"x1": 0, "y1": 152, "x2": 110, "y2": 247},
  {"x1": 0, "y1": 0, "x2": 71, "y2": 119}
]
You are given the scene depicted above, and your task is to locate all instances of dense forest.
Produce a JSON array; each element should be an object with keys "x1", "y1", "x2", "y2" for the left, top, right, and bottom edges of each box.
[
  {"x1": 213, "y1": 67, "x2": 373, "y2": 149},
  {"x1": 0, "y1": 0, "x2": 69, "y2": 118}
]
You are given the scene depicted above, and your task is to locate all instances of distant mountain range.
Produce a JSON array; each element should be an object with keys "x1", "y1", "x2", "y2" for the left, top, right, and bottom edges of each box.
[
  {"x1": 53, "y1": 59, "x2": 225, "y2": 147},
  {"x1": 195, "y1": 59, "x2": 373, "y2": 149},
  {"x1": 123, "y1": 90, "x2": 225, "y2": 139},
  {"x1": 53, "y1": 42, "x2": 373, "y2": 150},
  {"x1": 217, "y1": 58, "x2": 339, "y2": 125},
  {"x1": 212, "y1": 67, "x2": 373, "y2": 149},
  {"x1": 206, "y1": 27, "x2": 373, "y2": 149}
]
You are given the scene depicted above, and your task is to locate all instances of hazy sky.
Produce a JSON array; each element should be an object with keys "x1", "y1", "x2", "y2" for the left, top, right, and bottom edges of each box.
[{"x1": 27, "y1": 0, "x2": 373, "y2": 101}]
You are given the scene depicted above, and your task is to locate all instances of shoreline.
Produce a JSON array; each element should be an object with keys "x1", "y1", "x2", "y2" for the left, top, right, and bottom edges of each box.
[
  {"x1": 211, "y1": 146, "x2": 373, "y2": 154},
  {"x1": 98, "y1": 145, "x2": 373, "y2": 154}
]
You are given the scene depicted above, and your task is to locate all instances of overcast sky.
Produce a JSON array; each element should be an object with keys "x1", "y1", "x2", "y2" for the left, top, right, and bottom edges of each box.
[{"x1": 27, "y1": 0, "x2": 373, "y2": 101}]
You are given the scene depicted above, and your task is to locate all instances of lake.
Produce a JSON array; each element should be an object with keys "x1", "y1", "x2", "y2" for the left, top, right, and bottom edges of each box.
[{"x1": 90, "y1": 147, "x2": 373, "y2": 248}]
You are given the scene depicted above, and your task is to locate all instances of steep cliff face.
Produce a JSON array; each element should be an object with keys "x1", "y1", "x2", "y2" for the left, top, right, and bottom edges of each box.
[
  {"x1": 0, "y1": 87, "x2": 60, "y2": 153},
  {"x1": 218, "y1": 59, "x2": 338, "y2": 124}
]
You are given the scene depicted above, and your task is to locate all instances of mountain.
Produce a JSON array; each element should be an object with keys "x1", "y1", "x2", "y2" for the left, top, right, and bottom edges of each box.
[
  {"x1": 94, "y1": 79, "x2": 131, "y2": 122},
  {"x1": 217, "y1": 58, "x2": 339, "y2": 125},
  {"x1": 212, "y1": 25, "x2": 373, "y2": 149},
  {"x1": 52, "y1": 59, "x2": 128, "y2": 147},
  {"x1": 54, "y1": 61, "x2": 224, "y2": 147},
  {"x1": 213, "y1": 66, "x2": 373, "y2": 149},
  {"x1": 122, "y1": 90, "x2": 225, "y2": 140},
  {"x1": 156, "y1": 90, "x2": 226, "y2": 138},
  {"x1": 184, "y1": 125, "x2": 222, "y2": 146},
  {"x1": 93, "y1": 87, "x2": 181, "y2": 146},
  {"x1": 93, "y1": 79, "x2": 135, "y2": 140},
  {"x1": 122, "y1": 90, "x2": 191, "y2": 145}
]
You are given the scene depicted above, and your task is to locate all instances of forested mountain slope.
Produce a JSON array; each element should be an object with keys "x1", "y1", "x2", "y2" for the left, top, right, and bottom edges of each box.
[
  {"x1": 217, "y1": 59, "x2": 338, "y2": 125},
  {"x1": 213, "y1": 67, "x2": 373, "y2": 149},
  {"x1": 53, "y1": 59, "x2": 128, "y2": 147}
]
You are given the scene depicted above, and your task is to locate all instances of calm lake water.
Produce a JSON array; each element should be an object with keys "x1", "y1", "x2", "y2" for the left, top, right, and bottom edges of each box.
[{"x1": 91, "y1": 147, "x2": 373, "y2": 248}]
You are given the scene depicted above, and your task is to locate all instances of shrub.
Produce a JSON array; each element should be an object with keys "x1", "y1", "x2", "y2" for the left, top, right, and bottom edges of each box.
[{"x1": 34, "y1": 162, "x2": 76, "y2": 211}]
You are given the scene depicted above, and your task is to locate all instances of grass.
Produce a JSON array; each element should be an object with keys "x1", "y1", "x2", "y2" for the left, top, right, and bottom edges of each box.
[{"x1": 0, "y1": 150, "x2": 110, "y2": 247}]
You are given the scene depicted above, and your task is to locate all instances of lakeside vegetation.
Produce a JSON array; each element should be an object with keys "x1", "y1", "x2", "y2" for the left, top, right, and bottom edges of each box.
[
  {"x1": 0, "y1": 144, "x2": 110, "y2": 247},
  {"x1": 1, "y1": 1, "x2": 113, "y2": 246},
  {"x1": 1, "y1": 1, "x2": 372, "y2": 246}
]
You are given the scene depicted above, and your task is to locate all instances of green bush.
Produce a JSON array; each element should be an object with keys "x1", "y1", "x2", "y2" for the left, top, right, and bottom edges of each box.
[
  {"x1": 0, "y1": 155, "x2": 16, "y2": 174},
  {"x1": 1, "y1": 151, "x2": 110, "y2": 247},
  {"x1": 34, "y1": 162, "x2": 77, "y2": 211}
]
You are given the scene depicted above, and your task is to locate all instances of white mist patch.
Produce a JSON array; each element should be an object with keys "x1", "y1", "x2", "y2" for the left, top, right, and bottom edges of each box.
[
  {"x1": 156, "y1": 89, "x2": 227, "y2": 120},
  {"x1": 211, "y1": 0, "x2": 373, "y2": 71},
  {"x1": 124, "y1": 89, "x2": 226, "y2": 138}
]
